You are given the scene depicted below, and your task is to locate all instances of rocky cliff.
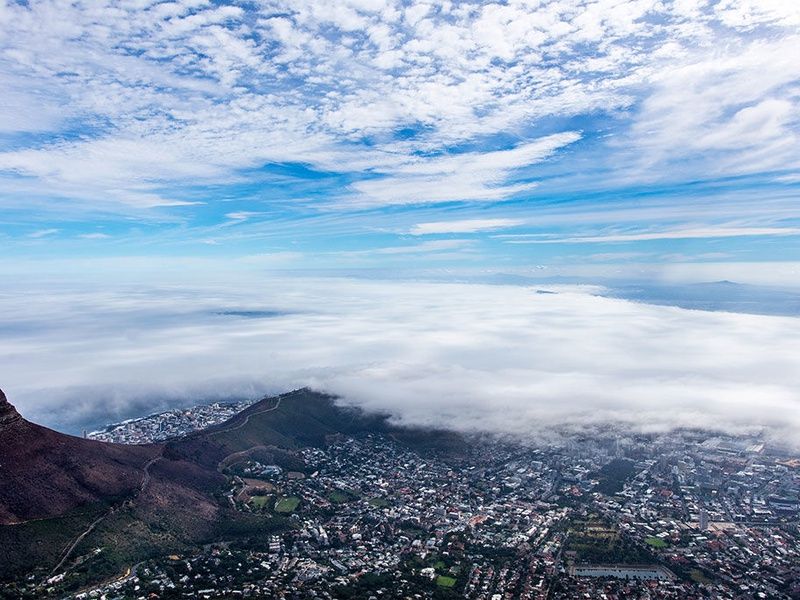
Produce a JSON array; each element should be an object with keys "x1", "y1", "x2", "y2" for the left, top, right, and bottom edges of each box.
[{"x1": 0, "y1": 388, "x2": 21, "y2": 428}]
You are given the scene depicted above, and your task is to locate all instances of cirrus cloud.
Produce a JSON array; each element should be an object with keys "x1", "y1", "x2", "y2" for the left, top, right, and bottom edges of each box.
[{"x1": 410, "y1": 218, "x2": 527, "y2": 235}]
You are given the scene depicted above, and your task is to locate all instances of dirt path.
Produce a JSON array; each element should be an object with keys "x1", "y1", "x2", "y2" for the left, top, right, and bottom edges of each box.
[
  {"x1": 212, "y1": 393, "x2": 290, "y2": 472},
  {"x1": 49, "y1": 450, "x2": 164, "y2": 577},
  {"x1": 210, "y1": 394, "x2": 283, "y2": 436}
]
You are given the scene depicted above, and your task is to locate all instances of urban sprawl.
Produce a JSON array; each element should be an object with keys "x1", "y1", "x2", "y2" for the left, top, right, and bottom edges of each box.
[{"x1": 67, "y1": 404, "x2": 800, "y2": 599}]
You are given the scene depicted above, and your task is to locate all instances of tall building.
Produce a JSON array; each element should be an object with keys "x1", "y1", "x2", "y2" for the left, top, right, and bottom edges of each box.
[{"x1": 699, "y1": 508, "x2": 709, "y2": 531}]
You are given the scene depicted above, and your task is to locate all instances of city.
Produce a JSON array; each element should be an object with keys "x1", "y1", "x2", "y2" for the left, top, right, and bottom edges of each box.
[
  {"x1": 41, "y1": 403, "x2": 800, "y2": 600},
  {"x1": 87, "y1": 401, "x2": 256, "y2": 444}
]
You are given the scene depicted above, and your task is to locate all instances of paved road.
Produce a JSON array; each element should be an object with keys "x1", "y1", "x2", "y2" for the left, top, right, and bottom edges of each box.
[{"x1": 138, "y1": 454, "x2": 163, "y2": 494}]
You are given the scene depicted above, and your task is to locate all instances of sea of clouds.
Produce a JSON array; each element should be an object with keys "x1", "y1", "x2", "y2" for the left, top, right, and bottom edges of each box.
[{"x1": 1, "y1": 277, "x2": 799, "y2": 445}]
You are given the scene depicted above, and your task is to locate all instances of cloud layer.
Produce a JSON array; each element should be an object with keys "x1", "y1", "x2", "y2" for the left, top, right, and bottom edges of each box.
[
  {"x1": 2, "y1": 278, "x2": 799, "y2": 445},
  {"x1": 0, "y1": 0, "x2": 798, "y2": 214}
]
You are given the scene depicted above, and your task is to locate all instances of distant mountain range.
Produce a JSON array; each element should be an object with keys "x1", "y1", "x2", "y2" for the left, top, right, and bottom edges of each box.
[
  {"x1": 603, "y1": 280, "x2": 800, "y2": 317},
  {"x1": 0, "y1": 387, "x2": 464, "y2": 590},
  {"x1": 476, "y1": 275, "x2": 800, "y2": 317}
]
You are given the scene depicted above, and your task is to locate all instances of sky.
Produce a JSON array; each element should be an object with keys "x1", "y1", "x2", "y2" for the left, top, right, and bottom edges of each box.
[
  {"x1": 1, "y1": 1, "x2": 800, "y2": 440},
  {"x1": 0, "y1": 0, "x2": 799, "y2": 275}
]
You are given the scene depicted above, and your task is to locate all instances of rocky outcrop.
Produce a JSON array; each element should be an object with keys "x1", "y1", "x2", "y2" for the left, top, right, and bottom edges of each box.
[{"x1": 0, "y1": 388, "x2": 21, "y2": 428}]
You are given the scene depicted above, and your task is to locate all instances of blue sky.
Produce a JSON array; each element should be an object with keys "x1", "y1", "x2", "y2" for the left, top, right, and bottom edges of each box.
[
  {"x1": 1, "y1": 0, "x2": 799, "y2": 281},
  {"x1": 2, "y1": 0, "x2": 800, "y2": 435}
]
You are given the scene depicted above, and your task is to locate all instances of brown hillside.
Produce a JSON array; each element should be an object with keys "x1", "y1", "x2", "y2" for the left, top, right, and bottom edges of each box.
[{"x1": 0, "y1": 388, "x2": 160, "y2": 524}]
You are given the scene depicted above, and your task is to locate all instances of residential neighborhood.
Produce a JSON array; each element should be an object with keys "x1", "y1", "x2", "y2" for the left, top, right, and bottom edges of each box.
[{"x1": 60, "y1": 406, "x2": 800, "y2": 600}]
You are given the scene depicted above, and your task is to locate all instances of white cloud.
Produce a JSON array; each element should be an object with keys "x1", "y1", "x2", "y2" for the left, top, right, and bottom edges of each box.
[
  {"x1": 410, "y1": 218, "x2": 526, "y2": 235},
  {"x1": 346, "y1": 133, "x2": 580, "y2": 206},
  {"x1": 342, "y1": 239, "x2": 473, "y2": 256},
  {"x1": 1, "y1": 0, "x2": 797, "y2": 215},
  {"x1": 625, "y1": 35, "x2": 800, "y2": 180},
  {"x1": 2, "y1": 278, "x2": 800, "y2": 446},
  {"x1": 715, "y1": 0, "x2": 800, "y2": 28},
  {"x1": 224, "y1": 211, "x2": 265, "y2": 223},
  {"x1": 27, "y1": 228, "x2": 59, "y2": 238},
  {"x1": 500, "y1": 226, "x2": 800, "y2": 244}
]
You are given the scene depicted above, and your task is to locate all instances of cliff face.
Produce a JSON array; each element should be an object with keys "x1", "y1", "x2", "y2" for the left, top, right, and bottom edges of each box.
[{"x1": 0, "y1": 388, "x2": 21, "y2": 428}]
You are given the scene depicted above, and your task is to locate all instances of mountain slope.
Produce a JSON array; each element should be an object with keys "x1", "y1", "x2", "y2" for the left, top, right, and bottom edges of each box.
[
  {"x1": 0, "y1": 388, "x2": 224, "y2": 583},
  {"x1": 0, "y1": 389, "x2": 159, "y2": 524}
]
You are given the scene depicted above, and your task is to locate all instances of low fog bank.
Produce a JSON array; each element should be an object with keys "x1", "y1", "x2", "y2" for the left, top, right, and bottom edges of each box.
[{"x1": 1, "y1": 278, "x2": 799, "y2": 445}]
